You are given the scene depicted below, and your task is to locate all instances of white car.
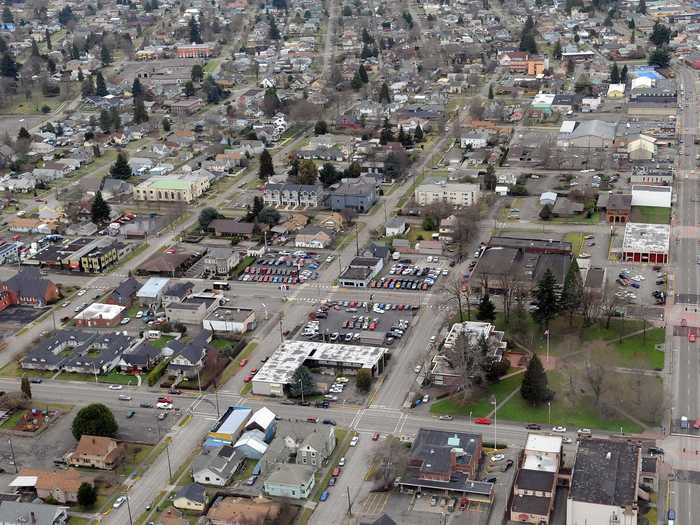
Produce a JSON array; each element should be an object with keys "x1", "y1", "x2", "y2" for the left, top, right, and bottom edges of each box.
[
  {"x1": 577, "y1": 428, "x2": 592, "y2": 436},
  {"x1": 118, "y1": 394, "x2": 132, "y2": 401},
  {"x1": 326, "y1": 255, "x2": 335, "y2": 263},
  {"x1": 490, "y1": 454, "x2": 506, "y2": 462},
  {"x1": 552, "y1": 426, "x2": 567, "y2": 433},
  {"x1": 120, "y1": 317, "x2": 131, "y2": 325},
  {"x1": 77, "y1": 289, "x2": 87, "y2": 297},
  {"x1": 136, "y1": 311, "x2": 144, "y2": 318},
  {"x1": 339, "y1": 457, "x2": 345, "y2": 466},
  {"x1": 156, "y1": 402, "x2": 173, "y2": 410},
  {"x1": 108, "y1": 385, "x2": 123, "y2": 390},
  {"x1": 61, "y1": 301, "x2": 71, "y2": 307},
  {"x1": 113, "y1": 496, "x2": 126, "y2": 509},
  {"x1": 350, "y1": 436, "x2": 359, "y2": 447},
  {"x1": 439, "y1": 415, "x2": 453, "y2": 421},
  {"x1": 414, "y1": 365, "x2": 422, "y2": 373}
]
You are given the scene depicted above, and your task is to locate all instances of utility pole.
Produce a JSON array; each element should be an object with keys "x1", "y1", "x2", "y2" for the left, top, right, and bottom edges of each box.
[
  {"x1": 299, "y1": 377, "x2": 305, "y2": 405},
  {"x1": 346, "y1": 486, "x2": 352, "y2": 516},
  {"x1": 165, "y1": 440, "x2": 173, "y2": 481},
  {"x1": 125, "y1": 494, "x2": 134, "y2": 525},
  {"x1": 7, "y1": 438, "x2": 17, "y2": 473},
  {"x1": 355, "y1": 223, "x2": 359, "y2": 256}
]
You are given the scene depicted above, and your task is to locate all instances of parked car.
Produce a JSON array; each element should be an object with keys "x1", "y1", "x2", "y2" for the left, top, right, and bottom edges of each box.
[
  {"x1": 320, "y1": 490, "x2": 329, "y2": 502},
  {"x1": 552, "y1": 426, "x2": 567, "y2": 433},
  {"x1": 113, "y1": 496, "x2": 126, "y2": 508},
  {"x1": 525, "y1": 424, "x2": 542, "y2": 430},
  {"x1": 490, "y1": 454, "x2": 505, "y2": 462},
  {"x1": 350, "y1": 436, "x2": 359, "y2": 447},
  {"x1": 338, "y1": 457, "x2": 345, "y2": 466},
  {"x1": 503, "y1": 459, "x2": 514, "y2": 472},
  {"x1": 307, "y1": 417, "x2": 319, "y2": 423},
  {"x1": 108, "y1": 385, "x2": 123, "y2": 390},
  {"x1": 126, "y1": 410, "x2": 135, "y2": 418},
  {"x1": 439, "y1": 415, "x2": 453, "y2": 421},
  {"x1": 474, "y1": 417, "x2": 492, "y2": 425}
]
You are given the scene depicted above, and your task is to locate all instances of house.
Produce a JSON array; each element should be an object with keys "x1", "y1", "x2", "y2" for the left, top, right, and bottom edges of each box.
[
  {"x1": 163, "y1": 281, "x2": 194, "y2": 304},
  {"x1": 264, "y1": 464, "x2": 316, "y2": 499},
  {"x1": 460, "y1": 130, "x2": 490, "y2": 150},
  {"x1": 8, "y1": 217, "x2": 43, "y2": 233},
  {"x1": 0, "y1": 502, "x2": 69, "y2": 525},
  {"x1": 192, "y1": 445, "x2": 245, "y2": 486},
  {"x1": 295, "y1": 225, "x2": 333, "y2": 248},
  {"x1": 107, "y1": 277, "x2": 141, "y2": 307},
  {"x1": 117, "y1": 341, "x2": 163, "y2": 373},
  {"x1": 202, "y1": 307, "x2": 256, "y2": 333},
  {"x1": 566, "y1": 438, "x2": 641, "y2": 525},
  {"x1": 439, "y1": 215, "x2": 458, "y2": 242},
  {"x1": 385, "y1": 217, "x2": 407, "y2": 237},
  {"x1": 203, "y1": 247, "x2": 240, "y2": 275},
  {"x1": 167, "y1": 331, "x2": 211, "y2": 379},
  {"x1": 208, "y1": 219, "x2": 256, "y2": 238},
  {"x1": 133, "y1": 174, "x2": 210, "y2": 203},
  {"x1": 328, "y1": 178, "x2": 377, "y2": 213},
  {"x1": 233, "y1": 431, "x2": 268, "y2": 459},
  {"x1": 0, "y1": 267, "x2": 60, "y2": 311},
  {"x1": 207, "y1": 496, "x2": 281, "y2": 525},
  {"x1": 173, "y1": 484, "x2": 208, "y2": 512},
  {"x1": 540, "y1": 192, "x2": 557, "y2": 207},
  {"x1": 552, "y1": 197, "x2": 585, "y2": 218},
  {"x1": 207, "y1": 406, "x2": 252, "y2": 445},
  {"x1": 607, "y1": 83, "x2": 626, "y2": 98},
  {"x1": 13, "y1": 468, "x2": 87, "y2": 504},
  {"x1": 68, "y1": 435, "x2": 124, "y2": 470},
  {"x1": 296, "y1": 426, "x2": 336, "y2": 467}
]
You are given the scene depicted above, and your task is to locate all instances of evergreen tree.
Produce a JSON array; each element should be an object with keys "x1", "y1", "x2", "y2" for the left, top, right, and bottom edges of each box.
[
  {"x1": 133, "y1": 97, "x2": 148, "y2": 124},
  {"x1": 378, "y1": 81, "x2": 391, "y2": 104},
  {"x1": 488, "y1": 83, "x2": 494, "y2": 99},
  {"x1": 77, "y1": 68, "x2": 84, "y2": 82},
  {"x1": 637, "y1": 0, "x2": 646, "y2": 14},
  {"x1": 110, "y1": 107, "x2": 121, "y2": 130},
  {"x1": 520, "y1": 354, "x2": 551, "y2": 406},
  {"x1": 297, "y1": 159, "x2": 318, "y2": 185},
  {"x1": 100, "y1": 44, "x2": 112, "y2": 66},
  {"x1": 109, "y1": 152, "x2": 132, "y2": 180},
  {"x1": 532, "y1": 268, "x2": 559, "y2": 328},
  {"x1": 314, "y1": 120, "x2": 328, "y2": 135},
  {"x1": 1, "y1": 7, "x2": 13, "y2": 24},
  {"x1": 191, "y1": 64, "x2": 204, "y2": 82},
  {"x1": 99, "y1": 109, "x2": 112, "y2": 132},
  {"x1": 0, "y1": 35, "x2": 7, "y2": 54},
  {"x1": 397, "y1": 125, "x2": 406, "y2": 145},
  {"x1": 319, "y1": 162, "x2": 341, "y2": 186},
  {"x1": 351, "y1": 72, "x2": 363, "y2": 90},
  {"x1": 20, "y1": 376, "x2": 31, "y2": 399},
  {"x1": 379, "y1": 117, "x2": 393, "y2": 145},
  {"x1": 258, "y1": 148, "x2": 274, "y2": 180},
  {"x1": 288, "y1": 366, "x2": 314, "y2": 398},
  {"x1": 610, "y1": 62, "x2": 620, "y2": 84},
  {"x1": 77, "y1": 483, "x2": 97, "y2": 508},
  {"x1": 268, "y1": 17, "x2": 280, "y2": 40},
  {"x1": 131, "y1": 78, "x2": 143, "y2": 98},
  {"x1": 552, "y1": 40, "x2": 562, "y2": 60},
  {"x1": 519, "y1": 32, "x2": 537, "y2": 54},
  {"x1": 189, "y1": 17, "x2": 202, "y2": 44},
  {"x1": 484, "y1": 164, "x2": 497, "y2": 191},
  {"x1": 559, "y1": 259, "x2": 582, "y2": 325},
  {"x1": 184, "y1": 80, "x2": 195, "y2": 97},
  {"x1": 566, "y1": 58, "x2": 575, "y2": 77},
  {"x1": 358, "y1": 64, "x2": 368, "y2": 83},
  {"x1": 648, "y1": 47, "x2": 671, "y2": 68},
  {"x1": 162, "y1": 117, "x2": 171, "y2": 132},
  {"x1": 476, "y1": 294, "x2": 496, "y2": 323},
  {"x1": 205, "y1": 76, "x2": 223, "y2": 104},
  {"x1": 95, "y1": 72, "x2": 107, "y2": 96},
  {"x1": 17, "y1": 127, "x2": 30, "y2": 141},
  {"x1": 414, "y1": 124, "x2": 424, "y2": 142},
  {"x1": 91, "y1": 191, "x2": 111, "y2": 224},
  {"x1": 0, "y1": 52, "x2": 17, "y2": 79},
  {"x1": 45, "y1": 28, "x2": 52, "y2": 51},
  {"x1": 620, "y1": 64, "x2": 628, "y2": 83}
]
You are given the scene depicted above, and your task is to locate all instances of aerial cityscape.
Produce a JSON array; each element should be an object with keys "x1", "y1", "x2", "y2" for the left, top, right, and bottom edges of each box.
[{"x1": 0, "y1": 0, "x2": 693, "y2": 524}]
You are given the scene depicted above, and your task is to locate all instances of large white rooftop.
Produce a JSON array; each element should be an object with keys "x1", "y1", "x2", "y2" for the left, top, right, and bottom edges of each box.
[
  {"x1": 74, "y1": 303, "x2": 125, "y2": 321},
  {"x1": 526, "y1": 434, "x2": 563, "y2": 454},
  {"x1": 253, "y1": 341, "x2": 387, "y2": 385},
  {"x1": 622, "y1": 222, "x2": 670, "y2": 254}
]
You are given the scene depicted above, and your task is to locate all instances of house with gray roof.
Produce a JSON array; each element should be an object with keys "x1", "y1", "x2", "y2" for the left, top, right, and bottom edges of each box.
[
  {"x1": 263, "y1": 464, "x2": 315, "y2": 499},
  {"x1": 0, "y1": 501, "x2": 68, "y2": 525},
  {"x1": 166, "y1": 330, "x2": 211, "y2": 379},
  {"x1": 328, "y1": 178, "x2": 377, "y2": 213},
  {"x1": 296, "y1": 426, "x2": 336, "y2": 468},
  {"x1": 173, "y1": 483, "x2": 208, "y2": 512},
  {"x1": 192, "y1": 445, "x2": 245, "y2": 487}
]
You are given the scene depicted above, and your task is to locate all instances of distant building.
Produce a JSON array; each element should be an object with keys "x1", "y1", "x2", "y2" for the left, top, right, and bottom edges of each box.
[
  {"x1": 621, "y1": 223, "x2": 669, "y2": 264},
  {"x1": 0, "y1": 267, "x2": 60, "y2": 312},
  {"x1": 414, "y1": 182, "x2": 481, "y2": 207},
  {"x1": 176, "y1": 43, "x2": 216, "y2": 58},
  {"x1": 134, "y1": 174, "x2": 210, "y2": 203}
]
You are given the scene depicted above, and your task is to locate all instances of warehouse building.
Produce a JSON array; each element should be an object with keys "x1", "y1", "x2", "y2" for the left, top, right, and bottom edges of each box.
[
  {"x1": 621, "y1": 222, "x2": 670, "y2": 264},
  {"x1": 252, "y1": 341, "x2": 387, "y2": 396}
]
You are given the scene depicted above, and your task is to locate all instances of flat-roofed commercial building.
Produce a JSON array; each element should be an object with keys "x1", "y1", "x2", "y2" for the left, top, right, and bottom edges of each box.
[{"x1": 134, "y1": 175, "x2": 210, "y2": 203}]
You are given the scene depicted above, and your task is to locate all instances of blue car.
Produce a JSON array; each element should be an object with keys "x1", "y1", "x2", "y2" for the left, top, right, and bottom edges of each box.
[{"x1": 320, "y1": 490, "x2": 329, "y2": 502}]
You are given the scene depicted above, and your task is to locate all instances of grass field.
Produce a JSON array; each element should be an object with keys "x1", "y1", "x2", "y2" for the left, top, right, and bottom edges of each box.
[
  {"x1": 563, "y1": 232, "x2": 585, "y2": 256},
  {"x1": 613, "y1": 327, "x2": 665, "y2": 369},
  {"x1": 631, "y1": 206, "x2": 671, "y2": 225}
]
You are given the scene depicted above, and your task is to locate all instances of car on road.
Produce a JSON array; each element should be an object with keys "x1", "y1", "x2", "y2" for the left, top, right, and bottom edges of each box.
[
  {"x1": 113, "y1": 496, "x2": 126, "y2": 509},
  {"x1": 320, "y1": 490, "x2": 329, "y2": 502},
  {"x1": 168, "y1": 389, "x2": 182, "y2": 395},
  {"x1": 118, "y1": 394, "x2": 132, "y2": 401},
  {"x1": 648, "y1": 447, "x2": 665, "y2": 455},
  {"x1": 690, "y1": 332, "x2": 697, "y2": 343},
  {"x1": 338, "y1": 457, "x2": 345, "y2": 466},
  {"x1": 307, "y1": 417, "x2": 319, "y2": 423},
  {"x1": 332, "y1": 467, "x2": 342, "y2": 477},
  {"x1": 156, "y1": 402, "x2": 173, "y2": 410},
  {"x1": 328, "y1": 477, "x2": 336, "y2": 486},
  {"x1": 157, "y1": 412, "x2": 167, "y2": 420},
  {"x1": 490, "y1": 454, "x2": 505, "y2": 462},
  {"x1": 126, "y1": 410, "x2": 135, "y2": 418},
  {"x1": 108, "y1": 385, "x2": 123, "y2": 390},
  {"x1": 77, "y1": 289, "x2": 87, "y2": 297},
  {"x1": 485, "y1": 476, "x2": 497, "y2": 484},
  {"x1": 139, "y1": 402, "x2": 153, "y2": 408},
  {"x1": 61, "y1": 301, "x2": 71, "y2": 307},
  {"x1": 422, "y1": 394, "x2": 430, "y2": 403},
  {"x1": 350, "y1": 436, "x2": 359, "y2": 447},
  {"x1": 552, "y1": 426, "x2": 567, "y2": 433},
  {"x1": 29, "y1": 378, "x2": 42, "y2": 384},
  {"x1": 239, "y1": 358, "x2": 248, "y2": 367},
  {"x1": 503, "y1": 459, "x2": 514, "y2": 472},
  {"x1": 120, "y1": 317, "x2": 131, "y2": 325},
  {"x1": 577, "y1": 428, "x2": 592, "y2": 437},
  {"x1": 439, "y1": 415, "x2": 453, "y2": 421},
  {"x1": 326, "y1": 255, "x2": 334, "y2": 263},
  {"x1": 322, "y1": 419, "x2": 336, "y2": 426},
  {"x1": 243, "y1": 374, "x2": 253, "y2": 383},
  {"x1": 563, "y1": 437, "x2": 574, "y2": 444},
  {"x1": 372, "y1": 432, "x2": 380, "y2": 441},
  {"x1": 525, "y1": 424, "x2": 542, "y2": 430},
  {"x1": 474, "y1": 417, "x2": 492, "y2": 425},
  {"x1": 414, "y1": 365, "x2": 422, "y2": 373}
]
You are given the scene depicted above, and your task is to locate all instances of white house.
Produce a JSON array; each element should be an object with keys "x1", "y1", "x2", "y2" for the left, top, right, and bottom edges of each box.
[
  {"x1": 460, "y1": 130, "x2": 489, "y2": 150},
  {"x1": 540, "y1": 191, "x2": 557, "y2": 206},
  {"x1": 385, "y1": 217, "x2": 407, "y2": 237}
]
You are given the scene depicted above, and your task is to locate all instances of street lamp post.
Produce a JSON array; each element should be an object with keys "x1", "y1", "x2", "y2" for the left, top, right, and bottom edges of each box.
[
  {"x1": 491, "y1": 396, "x2": 498, "y2": 450},
  {"x1": 299, "y1": 378, "x2": 305, "y2": 405},
  {"x1": 548, "y1": 401, "x2": 551, "y2": 425},
  {"x1": 7, "y1": 438, "x2": 17, "y2": 473},
  {"x1": 124, "y1": 494, "x2": 134, "y2": 525}
]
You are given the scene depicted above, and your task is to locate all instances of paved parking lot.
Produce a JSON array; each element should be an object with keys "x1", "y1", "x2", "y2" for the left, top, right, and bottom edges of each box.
[
  {"x1": 370, "y1": 259, "x2": 450, "y2": 292},
  {"x1": 111, "y1": 403, "x2": 174, "y2": 445},
  {"x1": 0, "y1": 306, "x2": 47, "y2": 335},
  {"x1": 238, "y1": 251, "x2": 322, "y2": 286}
]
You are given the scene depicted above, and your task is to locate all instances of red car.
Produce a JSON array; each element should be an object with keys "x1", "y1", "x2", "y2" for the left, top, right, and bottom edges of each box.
[
  {"x1": 474, "y1": 417, "x2": 493, "y2": 425},
  {"x1": 250, "y1": 368, "x2": 258, "y2": 375},
  {"x1": 158, "y1": 396, "x2": 173, "y2": 404},
  {"x1": 243, "y1": 374, "x2": 253, "y2": 383},
  {"x1": 239, "y1": 358, "x2": 249, "y2": 367},
  {"x1": 372, "y1": 432, "x2": 380, "y2": 441},
  {"x1": 690, "y1": 332, "x2": 697, "y2": 343}
]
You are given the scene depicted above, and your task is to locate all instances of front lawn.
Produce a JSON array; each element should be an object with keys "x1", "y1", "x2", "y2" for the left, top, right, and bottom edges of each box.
[
  {"x1": 430, "y1": 375, "x2": 523, "y2": 417},
  {"x1": 613, "y1": 327, "x2": 665, "y2": 370}
]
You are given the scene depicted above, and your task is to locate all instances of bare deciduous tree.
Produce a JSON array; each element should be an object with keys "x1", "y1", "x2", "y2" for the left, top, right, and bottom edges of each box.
[
  {"x1": 440, "y1": 274, "x2": 471, "y2": 323},
  {"x1": 369, "y1": 435, "x2": 410, "y2": 486},
  {"x1": 444, "y1": 331, "x2": 492, "y2": 400},
  {"x1": 584, "y1": 362, "x2": 608, "y2": 408}
]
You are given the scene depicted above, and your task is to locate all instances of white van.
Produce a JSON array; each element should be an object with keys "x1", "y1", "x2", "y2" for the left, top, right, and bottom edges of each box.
[{"x1": 147, "y1": 330, "x2": 161, "y2": 340}]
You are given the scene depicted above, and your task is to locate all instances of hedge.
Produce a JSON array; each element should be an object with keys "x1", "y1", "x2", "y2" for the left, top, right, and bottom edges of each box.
[{"x1": 147, "y1": 358, "x2": 170, "y2": 387}]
